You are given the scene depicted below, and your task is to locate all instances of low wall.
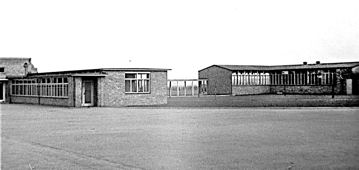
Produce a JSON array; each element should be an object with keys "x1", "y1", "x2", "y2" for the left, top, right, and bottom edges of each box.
[
  {"x1": 270, "y1": 85, "x2": 336, "y2": 94},
  {"x1": 232, "y1": 86, "x2": 270, "y2": 95},
  {"x1": 232, "y1": 84, "x2": 341, "y2": 95},
  {"x1": 10, "y1": 96, "x2": 72, "y2": 107},
  {"x1": 10, "y1": 96, "x2": 39, "y2": 104}
]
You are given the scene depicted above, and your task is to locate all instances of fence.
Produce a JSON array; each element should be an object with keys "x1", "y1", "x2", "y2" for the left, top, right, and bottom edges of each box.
[{"x1": 168, "y1": 79, "x2": 207, "y2": 97}]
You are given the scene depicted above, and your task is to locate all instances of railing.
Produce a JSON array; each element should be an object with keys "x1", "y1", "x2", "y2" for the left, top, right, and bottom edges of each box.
[{"x1": 168, "y1": 79, "x2": 207, "y2": 97}]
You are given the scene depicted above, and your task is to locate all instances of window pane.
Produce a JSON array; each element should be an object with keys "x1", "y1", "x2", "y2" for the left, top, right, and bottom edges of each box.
[
  {"x1": 131, "y1": 80, "x2": 137, "y2": 92},
  {"x1": 125, "y1": 80, "x2": 131, "y2": 92},
  {"x1": 64, "y1": 84, "x2": 68, "y2": 96},
  {"x1": 125, "y1": 74, "x2": 136, "y2": 78},
  {"x1": 138, "y1": 80, "x2": 143, "y2": 92},
  {"x1": 144, "y1": 80, "x2": 149, "y2": 92},
  {"x1": 64, "y1": 77, "x2": 68, "y2": 83}
]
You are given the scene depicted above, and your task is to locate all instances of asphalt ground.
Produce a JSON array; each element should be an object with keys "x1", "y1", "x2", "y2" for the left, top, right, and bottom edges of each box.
[
  {"x1": 1, "y1": 104, "x2": 359, "y2": 169},
  {"x1": 167, "y1": 94, "x2": 359, "y2": 107}
]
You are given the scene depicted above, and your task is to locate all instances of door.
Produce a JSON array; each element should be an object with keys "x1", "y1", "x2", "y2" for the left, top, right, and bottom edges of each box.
[
  {"x1": 0, "y1": 82, "x2": 4, "y2": 102},
  {"x1": 82, "y1": 80, "x2": 94, "y2": 106}
]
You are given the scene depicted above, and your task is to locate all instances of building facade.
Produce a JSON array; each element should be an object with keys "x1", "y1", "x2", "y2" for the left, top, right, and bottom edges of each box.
[
  {"x1": 199, "y1": 61, "x2": 359, "y2": 95},
  {"x1": 0, "y1": 58, "x2": 38, "y2": 103},
  {"x1": 8, "y1": 68, "x2": 169, "y2": 107}
]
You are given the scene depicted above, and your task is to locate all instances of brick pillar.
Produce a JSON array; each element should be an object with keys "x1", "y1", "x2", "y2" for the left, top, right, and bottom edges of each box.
[{"x1": 346, "y1": 79, "x2": 353, "y2": 95}]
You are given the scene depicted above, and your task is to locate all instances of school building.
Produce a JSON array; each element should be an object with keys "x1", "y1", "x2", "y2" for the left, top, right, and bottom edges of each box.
[
  {"x1": 1, "y1": 58, "x2": 169, "y2": 107},
  {"x1": 198, "y1": 61, "x2": 359, "y2": 95}
]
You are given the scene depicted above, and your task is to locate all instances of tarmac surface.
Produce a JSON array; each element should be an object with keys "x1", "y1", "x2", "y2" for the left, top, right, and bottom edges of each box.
[
  {"x1": 1, "y1": 104, "x2": 359, "y2": 169},
  {"x1": 167, "y1": 94, "x2": 359, "y2": 107}
]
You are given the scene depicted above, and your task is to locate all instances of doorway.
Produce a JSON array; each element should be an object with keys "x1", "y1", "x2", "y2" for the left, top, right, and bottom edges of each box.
[
  {"x1": 82, "y1": 80, "x2": 94, "y2": 106},
  {"x1": 0, "y1": 82, "x2": 4, "y2": 102}
]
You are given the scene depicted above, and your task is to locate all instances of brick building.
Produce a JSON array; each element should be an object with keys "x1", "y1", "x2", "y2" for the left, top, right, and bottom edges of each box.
[
  {"x1": 199, "y1": 61, "x2": 359, "y2": 95},
  {"x1": 0, "y1": 58, "x2": 38, "y2": 103},
  {"x1": 9, "y1": 68, "x2": 170, "y2": 107},
  {"x1": 1, "y1": 57, "x2": 169, "y2": 107}
]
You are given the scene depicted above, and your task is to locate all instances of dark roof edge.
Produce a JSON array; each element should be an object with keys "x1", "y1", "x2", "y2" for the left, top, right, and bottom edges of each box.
[
  {"x1": 236, "y1": 61, "x2": 359, "y2": 68},
  {"x1": 0, "y1": 57, "x2": 31, "y2": 60},
  {"x1": 200, "y1": 61, "x2": 359, "y2": 71},
  {"x1": 28, "y1": 68, "x2": 171, "y2": 76},
  {"x1": 198, "y1": 65, "x2": 233, "y2": 72}
]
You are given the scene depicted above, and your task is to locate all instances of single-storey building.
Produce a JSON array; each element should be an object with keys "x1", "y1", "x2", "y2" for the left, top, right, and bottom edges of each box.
[
  {"x1": 8, "y1": 68, "x2": 170, "y2": 107},
  {"x1": 199, "y1": 61, "x2": 359, "y2": 95},
  {"x1": 1, "y1": 57, "x2": 170, "y2": 107}
]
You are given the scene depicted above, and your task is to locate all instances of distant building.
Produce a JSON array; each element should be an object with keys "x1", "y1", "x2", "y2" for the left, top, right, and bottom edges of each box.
[
  {"x1": 0, "y1": 58, "x2": 38, "y2": 102},
  {"x1": 199, "y1": 61, "x2": 359, "y2": 95}
]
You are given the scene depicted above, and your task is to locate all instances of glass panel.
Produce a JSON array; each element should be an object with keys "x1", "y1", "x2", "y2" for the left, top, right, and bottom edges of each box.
[
  {"x1": 84, "y1": 82, "x2": 92, "y2": 103},
  {"x1": 138, "y1": 80, "x2": 144, "y2": 92},
  {"x1": 0, "y1": 83, "x2": 3, "y2": 100},
  {"x1": 144, "y1": 80, "x2": 149, "y2": 92},
  {"x1": 131, "y1": 80, "x2": 137, "y2": 92},
  {"x1": 64, "y1": 84, "x2": 68, "y2": 96},
  {"x1": 125, "y1": 73, "x2": 136, "y2": 78}
]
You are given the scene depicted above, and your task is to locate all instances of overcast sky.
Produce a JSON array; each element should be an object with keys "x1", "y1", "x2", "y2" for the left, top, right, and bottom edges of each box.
[{"x1": 1, "y1": 0, "x2": 358, "y2": 78}]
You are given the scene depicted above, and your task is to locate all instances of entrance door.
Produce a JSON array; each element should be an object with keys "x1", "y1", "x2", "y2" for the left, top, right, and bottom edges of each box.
[
  {"x1": 82, "y1": 80, "x2": 94, "y2": 106},
  {"x1": 0, "y1": 82, "x2": 4, "y2": 102}
]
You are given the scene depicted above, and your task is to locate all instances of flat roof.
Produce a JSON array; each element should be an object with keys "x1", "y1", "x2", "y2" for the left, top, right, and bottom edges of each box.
[
  {"x1": 199, "y1": 61, "x2": 359, "y2": 72},
  {"x1": 28, "y1": 68, "x2": 171, "y2": 76}
]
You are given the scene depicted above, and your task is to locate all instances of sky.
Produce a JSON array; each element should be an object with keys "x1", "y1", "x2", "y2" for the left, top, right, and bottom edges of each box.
[{"x1": 1, "y1": 0, "x2": 359, "y2": 79}]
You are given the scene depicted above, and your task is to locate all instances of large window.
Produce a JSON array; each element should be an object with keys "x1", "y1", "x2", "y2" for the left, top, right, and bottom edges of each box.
[
  {"x1": 11, "y1": 77, "x2": 69, "y2": 97},
  {"x1": 125, "y1": 73, "x2": 150, "y2": 93},
  {"x1": 232, "y1": 72, "x2": 270, "y2": 85},
  {"x1": 232, "y1": 70, "x2": 335, "y2": 86}
]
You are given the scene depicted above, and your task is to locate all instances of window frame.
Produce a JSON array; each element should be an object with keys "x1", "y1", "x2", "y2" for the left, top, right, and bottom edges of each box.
[
  {"x1": 11, "y1": 77, "x2": 69, "y2": 98},
  {"x1": 124, "y1": 72, "x2": 151, "y2": 94}
]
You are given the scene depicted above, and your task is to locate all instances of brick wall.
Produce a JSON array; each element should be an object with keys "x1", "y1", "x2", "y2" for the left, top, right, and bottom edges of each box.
[
  {"x1": 74, "y1": 77, "x2": 82, "y2": 107},
  {"x1": 0, "y1": 58, "x2": 37, "y2": 77},
  {"x1": 269, "y1": 85, "x2": 336, "y2": 94},
  {"x1": 199, "y1": 66, "x2": 232, "y2": 95},
  {"x1": 101, "y1": 71, "x2": 168, "y2": 106},
  {"x1": 232, "y1": 85, "x2": 270, "y2": 95}
]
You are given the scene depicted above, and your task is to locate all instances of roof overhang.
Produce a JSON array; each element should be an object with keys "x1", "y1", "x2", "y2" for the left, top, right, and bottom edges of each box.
[
  {"x1": 71, "y1": 73, "x2": 107, "y2": 77},
  {"x1": 352, "y1": 66, "x2": 359, "y2": 75}
]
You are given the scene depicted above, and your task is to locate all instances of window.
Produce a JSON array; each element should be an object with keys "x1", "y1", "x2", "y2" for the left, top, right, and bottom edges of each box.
[
  {"x1": 125, "y1": 73, "x2": 150, "y2": 93},
  {"x1": 11, "y1": 77, "x2": 69, "y2": 97},
  {"x1": 11, "y1": 79, "x2": 38, "y2": 96},
  {"x1": 232, "y1": 71, "x2": 270, "y2": 86},
  {"x1": 0, "y1": 67, "x2": 4, "y2": 72}
]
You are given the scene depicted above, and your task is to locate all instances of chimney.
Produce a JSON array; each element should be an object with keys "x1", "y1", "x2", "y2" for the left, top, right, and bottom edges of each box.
[
  {"x1": 316, "y1": 61, "x2": 320, "y2": 64},
  {"x1": 303, "y1": 61, "x2": 307, "y2": 65}
]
